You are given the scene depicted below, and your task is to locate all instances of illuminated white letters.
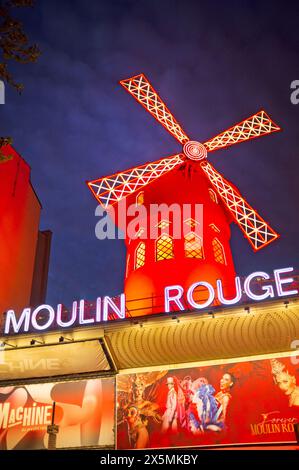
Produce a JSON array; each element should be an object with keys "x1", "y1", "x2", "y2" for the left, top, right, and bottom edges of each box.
[
  {"x1": 274, "y1": 267, "x2": 298, "y2": 297},
  {"x1": 31, "y1": 305, "x2": 55, "y2": 331},
  {"x1": 244, "y1": 271, "x2": 274, "y2": 301},
  {"x1": 187, "y1": 282, "x2": 215, "y2": 309},
  {"x1": 96, "y1": 297, "x2": 102, "y2": 322},
  {"x1": 79, "y1": 299, "x2": 94, "y2": 325},
  {"x1": 56, "y1": 302, "x2": 77, "y2": 328},
  {"x1": 4, "y1": 308, "x2": 31, "y2": 334},
  {"x1": 103, "y1": 293, "x2": 125, "y2": 321},
  {"x1": 164, "y1": 285, "x2": 185, "y2": 313},
  {"x1": 2, "y1": 266, "x2": 298, "y2": 335},
  {"x1": 217, "y1": 277, "x2": 242, "y2": 305}
]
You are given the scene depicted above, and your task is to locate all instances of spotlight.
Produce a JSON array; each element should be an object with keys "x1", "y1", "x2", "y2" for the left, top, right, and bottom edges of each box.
[
  {"x1": 59, "y1": 336, "x2": 72, "y2": 343},
  {"x1": 30, "y1": 339, "x2": 43, "y2": 346}
]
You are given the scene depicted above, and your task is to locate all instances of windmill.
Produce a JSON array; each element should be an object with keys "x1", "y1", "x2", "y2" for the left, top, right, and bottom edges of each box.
[{"x1": 87, "y1": 74, "x2": 281, "y2": 316}]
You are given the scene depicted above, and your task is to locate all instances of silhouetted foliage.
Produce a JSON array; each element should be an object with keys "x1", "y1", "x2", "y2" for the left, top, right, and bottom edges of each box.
[{"x1": 0, "y1": 0, "x2": 40, "y2": 92}]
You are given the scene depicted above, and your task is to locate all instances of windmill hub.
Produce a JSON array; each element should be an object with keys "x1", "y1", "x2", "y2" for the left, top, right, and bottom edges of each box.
[{"x1": 183, "y1": 141, "x2": 207, "y2": 161}]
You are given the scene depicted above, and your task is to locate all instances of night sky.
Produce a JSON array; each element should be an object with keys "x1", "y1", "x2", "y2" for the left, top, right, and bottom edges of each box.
[{"x1": 1, "y1": 0, "x2": 298, "y2": 307}]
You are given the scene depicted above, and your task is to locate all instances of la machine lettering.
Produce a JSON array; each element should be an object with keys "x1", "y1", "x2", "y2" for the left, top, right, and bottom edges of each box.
[
  {"x1": 0, "y1": 402, "x2": 53, "y2": 429},
  {"x1": 3, "y1": 267, "x2": 297, "y2": 335}
]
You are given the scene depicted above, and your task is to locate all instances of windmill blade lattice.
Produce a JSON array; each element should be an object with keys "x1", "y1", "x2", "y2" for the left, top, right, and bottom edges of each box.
[
  {"x1": 120, "y1": 74, "x2": 189, "y2": 144},
  {"x1": 88, "y1": 154, "x2": 185, "y2": 208},
  {"x1": 204, "y1": 110, "x2": 281, "y2": 153},
  {"x1": 200, "y1": 160, "x2": 279, "y2": 250},
  {"x1": 88, "y1": 73, "x2": 281, "y2": 251}
]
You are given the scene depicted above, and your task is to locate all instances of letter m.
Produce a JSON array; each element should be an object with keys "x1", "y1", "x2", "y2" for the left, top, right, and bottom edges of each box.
[
  {"x1": 0, "y1": 403, "x2": 10, "y2": 429},
  {"x1": 4, "y1": 308, "x2": 31, "y2": 334}
]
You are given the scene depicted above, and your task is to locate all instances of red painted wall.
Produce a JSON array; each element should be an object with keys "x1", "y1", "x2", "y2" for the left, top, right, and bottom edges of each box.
[{"x1": 0, "y1": 145, "x2": 41, "y2": 314}]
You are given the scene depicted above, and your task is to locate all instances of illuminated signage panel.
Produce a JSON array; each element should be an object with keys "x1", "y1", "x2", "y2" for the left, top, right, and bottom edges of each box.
[
  {"x1": 2, "y1": 267, "x2": 297, "y2": 336},
  {"x1": 0, "y1": 378, "x2": 115, "y2": 449},
  {"x1": 117, "y1": 355, "x2": 299, "y2": 449}
]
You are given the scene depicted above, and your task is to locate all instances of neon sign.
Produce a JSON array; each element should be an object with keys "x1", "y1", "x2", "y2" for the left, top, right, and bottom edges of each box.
[
  {"x1": 3, "y1": 294, "x2": 126, "y2": 336},
  {"x1": 165, "y1": 267, "x2": 298, "y2": 312},
  {"x1": 2, "y1": 267, "x2": 298, "y2": 336}
]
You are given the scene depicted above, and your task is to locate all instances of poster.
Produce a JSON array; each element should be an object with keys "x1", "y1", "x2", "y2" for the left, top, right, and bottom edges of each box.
[
  {"x1": 0, "y1": 378, "x2": 114, "y2": 450},
  {"x1": 117, "y1": 355, "x2": 299, "y2": 449}
]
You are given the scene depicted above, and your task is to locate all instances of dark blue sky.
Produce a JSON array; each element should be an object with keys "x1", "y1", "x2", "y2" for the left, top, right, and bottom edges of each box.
[{"x1": 1, "y1": 0, "x2": 299, "y2": 306}]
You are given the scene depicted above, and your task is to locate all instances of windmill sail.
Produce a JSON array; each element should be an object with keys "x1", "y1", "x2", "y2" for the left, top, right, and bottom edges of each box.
[
  {"x1": 88, "y1": 73, "x2": 281, "y2": 252},
  {"x1": 88, "y1": 154, "x2": 185, "y2": 208},
  {"x1": 203, "y1": 110, "x2": 281, "y2": 153},
  {"x1": 120, "y1": 74, "x2": 189, "y2": 144},
  {"x1": 200, "y1": 160, "x2": 279, "y2": 251}
]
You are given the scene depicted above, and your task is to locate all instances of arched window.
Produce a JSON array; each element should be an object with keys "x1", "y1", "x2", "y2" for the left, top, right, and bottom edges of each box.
[
  {"x1": 209, "y1": 189, "x2": 218, "y2": 204},
  {"x1": 136, "y1": 191, "x2": 144, "y2": 206},
  {"x1": 135, "y1": 242, "x2": 145, "y2": 269},
  {"x1": 212, "y1": 238, "x2": 226, "y2": 265},
  {"x1": 184, "y1": 232, "x2": 203, "y2": 259},
  {"x1": 156, "y1": 234, "x2": 174, "y2": 261}
]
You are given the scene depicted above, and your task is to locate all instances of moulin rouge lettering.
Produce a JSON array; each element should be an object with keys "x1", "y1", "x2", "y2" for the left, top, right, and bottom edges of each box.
[
  {"x1": 3, "y1": 294, "x2": 126, "y2": 335},
  {"x1": 0, "y1": 402, "x2": 52, "y2": 430},
  {"x1": 165, "y1": 267, "x2": 298, "y2": 312},
  {"x1": 2, "y1": 266, "x2": 297, "y2": 336},
  {"x1": 250, "y1": 412, "x2": 297, "y2": 436}
]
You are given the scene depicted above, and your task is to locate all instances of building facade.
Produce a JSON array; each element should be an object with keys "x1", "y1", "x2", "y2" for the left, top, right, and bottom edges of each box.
[
  {"x1": 0, "y1": 295, "x2": 298, "y2": 450},
  {"x1": 0, "y1": 143, "x2": 51, "y2": 315}
]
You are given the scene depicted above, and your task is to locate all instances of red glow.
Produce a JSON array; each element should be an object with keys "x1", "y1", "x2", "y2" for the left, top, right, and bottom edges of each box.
[{"x1": 87, "y1": 74, "x2": 281, "y2": 315}]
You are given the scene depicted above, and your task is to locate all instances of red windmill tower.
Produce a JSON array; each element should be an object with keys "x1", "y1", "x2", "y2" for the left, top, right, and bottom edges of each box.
[{"x1": 87, "y1": 74, "x2": 281, "y2": 316}]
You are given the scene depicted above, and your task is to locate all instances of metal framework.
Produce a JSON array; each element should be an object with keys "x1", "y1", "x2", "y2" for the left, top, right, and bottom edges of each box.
[
  {"x1": 88, "y1": 73, "x2": 281, "y2": 251},
  {"x1": 88, "y1": 154, "x2": 184, "y2": 207},
  {"x1": 120, "y1": 74, "x2": 189, "y2": 144},
  {"x1": 203, "y1": 110, "x2": 280, "y2": 153},
  {"x1": 201, "y1": 161, "x2": 279, "y2": 251}
]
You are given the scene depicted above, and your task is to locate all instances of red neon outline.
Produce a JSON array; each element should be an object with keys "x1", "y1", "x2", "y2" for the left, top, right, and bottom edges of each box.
[
  {"x1": 87, "y1": 73, "x2": 281, "y2": 252},
  {"x1": 120, "y1": 73, "x2": 189, "y2": 145},
  {"x1": 87, "y1": 153, "x2": 185, "y2": 207},
  {"x1": 200, "y1": 160, "x2": 280, "y2": 251},
  {"x1": 203, "y1": 109, "x2": 281, "y2": 153}
]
